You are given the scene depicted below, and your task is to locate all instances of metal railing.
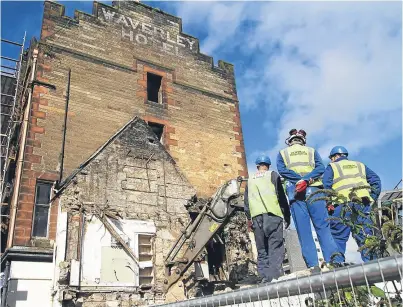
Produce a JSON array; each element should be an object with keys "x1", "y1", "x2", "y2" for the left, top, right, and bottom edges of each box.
[{"x1": 157, "y1": 256, "x2": 402, "y2": 307}]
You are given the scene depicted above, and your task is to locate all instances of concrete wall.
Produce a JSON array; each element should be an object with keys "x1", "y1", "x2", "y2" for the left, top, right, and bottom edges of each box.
[{"x1": 6, "y1": 261, "x2": 53, "y2": 307}]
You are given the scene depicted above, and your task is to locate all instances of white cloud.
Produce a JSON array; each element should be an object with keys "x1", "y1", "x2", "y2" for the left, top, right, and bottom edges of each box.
[{"x1": 174, "y1": 1, "x2": 402, "y2": 164}]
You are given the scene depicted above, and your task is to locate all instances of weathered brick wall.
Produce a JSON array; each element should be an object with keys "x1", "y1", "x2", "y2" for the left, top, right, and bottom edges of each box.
[
  {"x1": 14, "y1": 0, "x2": 247, "y2": 246},
  {"x1": 57, "y1": 118, "x2": 195, "y2": 305}
]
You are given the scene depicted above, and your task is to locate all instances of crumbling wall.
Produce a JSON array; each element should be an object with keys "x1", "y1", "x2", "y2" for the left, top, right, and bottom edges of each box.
[
  {"x1": 55, "y1": 119, "x2": 196, "y2": 306},
  {"x1": 184, "y1": 195, "x2": 259, "y2": 296}
]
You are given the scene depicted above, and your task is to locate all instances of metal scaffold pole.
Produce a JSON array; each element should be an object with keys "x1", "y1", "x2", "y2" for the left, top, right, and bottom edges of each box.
[{"x1": 0, "y1": 32, "x2": 26, "y2": 202}]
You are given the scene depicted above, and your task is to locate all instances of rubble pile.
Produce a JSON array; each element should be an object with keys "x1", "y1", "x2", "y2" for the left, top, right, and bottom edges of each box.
[{"x1": 223, "y1": 211, "x2": 260, "y2": 284}]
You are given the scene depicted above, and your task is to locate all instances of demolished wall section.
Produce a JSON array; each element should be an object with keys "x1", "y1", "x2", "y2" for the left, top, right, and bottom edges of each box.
[{"x1": 55, "y1": 119, "x2": 196, "y2": 305}]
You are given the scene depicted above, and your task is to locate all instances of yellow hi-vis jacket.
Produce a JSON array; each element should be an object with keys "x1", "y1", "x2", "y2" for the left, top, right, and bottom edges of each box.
[
  {"x1": 247, "y1": 171, "x2": 283, "y2": 219},
  {"x1": 280, "y1": 144, "x2": 322, "y2": 186},
  {"x1": 330, "y1": 159, "x2": 372, "y2": 201}
]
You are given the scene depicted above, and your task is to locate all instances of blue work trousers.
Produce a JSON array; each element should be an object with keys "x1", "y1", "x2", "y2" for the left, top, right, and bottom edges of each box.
[
  {"x1": 252, "y1": 213, "x2": 284, "y2": 282},
  {"x1": 329, "y1": 203, "x2": 376, "y2": 262},
  {"x1": 287, "y1": 184, "x2": 344, "y2": 267}
]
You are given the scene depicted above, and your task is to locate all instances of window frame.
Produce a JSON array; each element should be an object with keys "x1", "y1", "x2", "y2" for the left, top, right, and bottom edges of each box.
[
  {"x1": 31, "y1": 180, "x2": 53, "y2": 238},
  {"x1": 147, "y1": 121, "x2": 165, "y2": 144},
  {"x1": 137, "y1": 233, "x2": 155, "y2": 286},
  {"x1": 146, "y1": 72, "x2": 164, "y2": 104}
]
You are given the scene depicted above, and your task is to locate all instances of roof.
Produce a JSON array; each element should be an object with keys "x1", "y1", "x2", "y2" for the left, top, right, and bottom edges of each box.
[
  {"x1": 54, "y1": 116, "x2": 178, "y2": 197},
  {"x1": 377, "y1": 189, "x2": 402, "y2": 207}
]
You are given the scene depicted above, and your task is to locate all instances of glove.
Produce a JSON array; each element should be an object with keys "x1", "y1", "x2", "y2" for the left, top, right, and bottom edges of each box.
[
  {"x1": 284, "y1": 219, "x2": 290, "y2": 230},
  {"x1": 295, "y1": 180, "x2": 308, "y2": 193},
  {"x1": 247, "y1": 220, "x2": 253, "y2": 232},
  {"x1": 327, "y1": 203, "x2": 335, "y2": 215}
]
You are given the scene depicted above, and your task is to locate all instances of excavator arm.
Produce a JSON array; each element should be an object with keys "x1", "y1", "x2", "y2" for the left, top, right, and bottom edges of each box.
[{"x1": 164, "y1": 177, "x2": 246, "y2": 292}]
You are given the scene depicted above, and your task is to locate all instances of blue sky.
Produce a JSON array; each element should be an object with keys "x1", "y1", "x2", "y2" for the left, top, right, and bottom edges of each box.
[{"x1": 1, "y1": 1, "x2": 402, "y2": 191}]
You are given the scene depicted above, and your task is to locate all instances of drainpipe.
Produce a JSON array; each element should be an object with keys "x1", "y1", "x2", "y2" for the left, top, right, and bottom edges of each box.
[
  {"x1": 58, "y1": 68, "x2": 71, "y2": 184},
  {"x1": 6, "y1": 49, "x2": 38, "y2": 248}
]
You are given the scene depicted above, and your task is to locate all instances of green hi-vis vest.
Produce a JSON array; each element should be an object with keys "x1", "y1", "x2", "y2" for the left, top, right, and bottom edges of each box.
[
  {"x1": 280, "y1": 144, "x2": 322, "y2": 187},
  {"x1": 330, "y1": 159, "x2": 372, "y2": 201},
  {"x1": 247, "y1": 171, "x2": 283, "y2": 219}
]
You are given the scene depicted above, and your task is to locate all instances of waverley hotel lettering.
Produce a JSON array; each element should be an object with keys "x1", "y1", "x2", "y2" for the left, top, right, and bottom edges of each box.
[{"x1": 101, "y1": 8, "x2": 197, "y2": 55}]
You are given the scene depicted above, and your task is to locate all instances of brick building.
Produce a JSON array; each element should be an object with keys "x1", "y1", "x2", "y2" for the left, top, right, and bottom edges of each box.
[{"x1": 1, "y1": 1, "x2": 248, "y2": 306}]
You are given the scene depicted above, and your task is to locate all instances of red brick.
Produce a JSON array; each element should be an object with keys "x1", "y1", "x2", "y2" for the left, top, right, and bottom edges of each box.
[
  {"x1": 144, "y1": 66, "x2": 166, "y2": 77},
  {"x1": 20, "y1": 186, "x2": 35, "y2": 194},
  {"x1": 143, "y1": 116, "x2": 169, "y2": 126},
  {"x1": 166, "y1": 126, "x2": 176, "y2": 134},
  {"x1": 32, "y1": 111, "x2": 46, "y2": 119},
  {"x1": 36, "y1": 76, "x2": 49, "y2": 83},
  {"x1": 21, "y1": 169, "x2": 36, "y2": 178},
  {"x1": 233, "y1": 126, "x2": 241, "y2": 133},
  {"x1": 20, "y1": 194, "x2": 35, "y2": 203},
  {"x1": 166, "y1": 139, "x2": 178, "y2": 146},
  {"x1": 14, "y1": 228, "x2": 26, "y2": 238},
  {"x1": 14, "y1": 236, "x2": 30, "y2": 245},
  {"x1": 48, "y1": 231, "x2": 56, "y2": 240},
  {"x1": 26, "y1": 132, "x2": 36, "y2": 140},
  {"x1": 30, "y1": 126, "x2": 45, "y2": 134},
  {"x1": 235, "y1": 146, "x2": 244, "y2": 153},
  {"x1": 238, "y1": 170, "x2": 248, "y2": 177},
  {"x1": 39, "y1": 99, "x2": 48, "y2": 106},
  {"x1": 137, "y1": 79, "x2": 146, "y2": 87},
  {"x1": 38, "y1": 64, "x2": 51, "y2": 71},
  {"x1": 136, "y1": 91, "x2": 147, "y2": 98},
  {"x1": 49, "y1": 215, "x2": 58, "y2": 223},
  {"x1": 25, "y1": 146, "x2": 34, "y2": 154},
  {"x1": 16, "y1": 219, "x2": 32, "y2": 229},
  {"x1": 34, "y1": 86, "x2": 48, "y2": 94},
  {"x1": 166, "y1": 99, "x2": 175, "y2": 106},
  {"x1": 17, "y1": 210, "x2": 34, "y2": 220},
  {"x1": 18, "y1": 202, "x2": 34, "y2": 212},
  {"x1": 25, "y1": 154, "x2": 42, "y2": 164},
  {"x1": 37, "y1": 172, "x2": 59, "y2": 181}
]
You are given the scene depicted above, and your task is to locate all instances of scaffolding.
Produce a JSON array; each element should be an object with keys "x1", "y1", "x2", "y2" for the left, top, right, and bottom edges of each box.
[{"x1": 0, "y1": 33, "x2": 26, "y2": 203}]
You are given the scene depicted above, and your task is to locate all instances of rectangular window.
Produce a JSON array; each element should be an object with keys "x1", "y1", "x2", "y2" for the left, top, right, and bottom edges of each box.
[
  {"x1": 147, "y1": 73, "x2": 163, "y2": 104},
  {"x1": 147, "y1": 122, "x2": 164, "y2": 142},
  {"x1": 138, "y1": 234, "x2": 154, "y2": 285},
  {"x1": 32, "y1": 181, "x2": 52, "y2": 237}
]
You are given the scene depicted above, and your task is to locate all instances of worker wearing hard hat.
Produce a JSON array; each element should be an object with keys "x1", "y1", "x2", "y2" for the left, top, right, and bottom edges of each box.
[
  {"x1": 277, "y1": 129, "x2": 343, "y2": 270},
  {"x1": 244, "y1": 155, "x2": 291, "y2": 283},
  {"x1": 323, "y1": 146, "x2": 381, "y2": 262}
]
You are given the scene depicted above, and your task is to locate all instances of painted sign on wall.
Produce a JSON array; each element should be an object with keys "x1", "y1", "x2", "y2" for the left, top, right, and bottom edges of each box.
[{"x1": 101, "y1": 8, "x2": 197, "y2": 56}]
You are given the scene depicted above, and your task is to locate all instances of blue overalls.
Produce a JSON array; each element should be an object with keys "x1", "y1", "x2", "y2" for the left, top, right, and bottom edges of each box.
[
  {"x1": 323, "y1": 156, "x2": 382, "y2": 262},
  {"x1": 277, "y1": 150, "x2": 344, "y2": 267}
]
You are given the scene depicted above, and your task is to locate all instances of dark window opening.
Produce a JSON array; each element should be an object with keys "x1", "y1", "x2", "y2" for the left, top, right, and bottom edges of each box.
[
  {"x1": 147, "y1": 122, "x2": 164, "y2": 142},
  {"x1": 32, "y1": 181, "x2": 52, "y2": 238},
  {"x1": 147, "y1": 73, "x2": 163, "y2": 104}
]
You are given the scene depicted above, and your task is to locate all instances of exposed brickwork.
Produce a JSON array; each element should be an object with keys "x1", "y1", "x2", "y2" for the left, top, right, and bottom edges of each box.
[{"x1": 12, "y1": 0, "x2": 247, "y2": 250}]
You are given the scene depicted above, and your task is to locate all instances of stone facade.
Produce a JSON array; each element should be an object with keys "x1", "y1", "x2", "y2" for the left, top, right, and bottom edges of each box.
[{"x1": 10, "y1": 0, "x2": 247, "y2": 248}]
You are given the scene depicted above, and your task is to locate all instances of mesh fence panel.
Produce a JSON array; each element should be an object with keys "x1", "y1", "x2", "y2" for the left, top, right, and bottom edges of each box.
[{"x1": 157, "y1": 256, "x2": 402, "y2": 307}]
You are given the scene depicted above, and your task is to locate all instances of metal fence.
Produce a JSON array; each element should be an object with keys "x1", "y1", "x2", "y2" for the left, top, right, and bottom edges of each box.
[{"x1": 158, "y1": 256, "x2": 402, "y2": 307}]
